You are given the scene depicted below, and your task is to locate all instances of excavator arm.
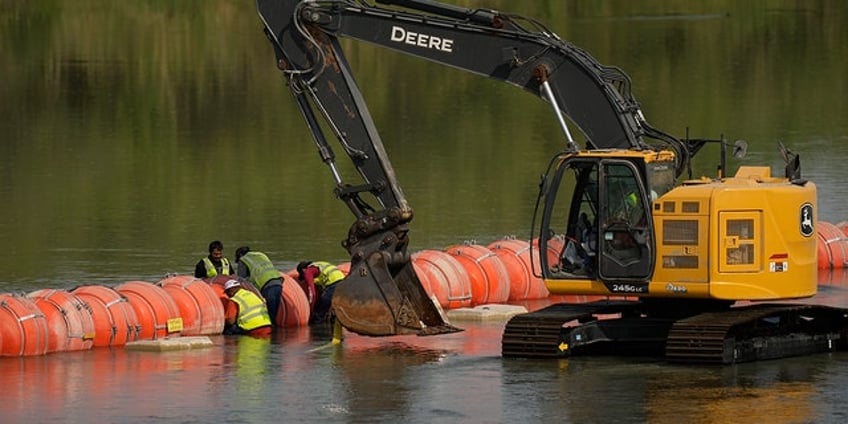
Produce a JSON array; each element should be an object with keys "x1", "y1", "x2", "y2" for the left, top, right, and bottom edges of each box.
[{"x1": 255, "y1": 0, "x2": 688, "y2": 336}]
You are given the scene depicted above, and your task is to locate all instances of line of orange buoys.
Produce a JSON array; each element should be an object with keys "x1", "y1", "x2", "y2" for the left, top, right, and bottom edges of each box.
[
  {"x1": 817, "y1": 221, "x2": 848, "y2": 270},
  {"x1": 3, "y1": 226, "x2": 848, "y2": 357}
]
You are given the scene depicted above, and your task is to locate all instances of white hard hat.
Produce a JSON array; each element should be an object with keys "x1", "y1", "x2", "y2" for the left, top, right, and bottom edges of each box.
[{"x1": 224, "y1": 279, "x2": 240, "y2": 290}]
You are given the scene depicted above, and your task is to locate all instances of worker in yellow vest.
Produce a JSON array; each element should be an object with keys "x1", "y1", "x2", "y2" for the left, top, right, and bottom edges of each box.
[
  {"x1": 222, "y1": 279, "x2": 272, "y2": 337},
  {"x1": 194, "y1": 240, "x2": 234, "y2": 279},
  {"x1": 297, "y1": 260, "x2": 346, "y2": 325},
  {"x1": 235, "y1": 246, "x2": 283, "y2": 326}
]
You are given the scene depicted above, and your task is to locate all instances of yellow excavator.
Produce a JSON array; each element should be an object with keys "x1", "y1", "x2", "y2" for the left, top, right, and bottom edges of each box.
[{"x1": 255, "y1": 0, "x2": 848, "y2": 363}]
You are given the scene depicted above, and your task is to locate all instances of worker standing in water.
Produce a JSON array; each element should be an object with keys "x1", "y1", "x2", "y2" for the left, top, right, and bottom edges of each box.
[
  {"x1": 296, "y1": 261, "x2": 345, "y2": 325},
  {"x1": 235, "y1": 246, "x2": 283, "y2": 326},
  {"x1": 222, "y1": 279, "x2": 272, "y2": 337},
  {"x1": 194, "y1": 240, "x2": 234, "y2": 279}
]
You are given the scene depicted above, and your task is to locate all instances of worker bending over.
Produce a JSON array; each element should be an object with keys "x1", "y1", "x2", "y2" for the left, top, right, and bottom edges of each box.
[
  {"x1": 297, "y1": 260, "x2": 345, "y2": 325},
  {"x1": 222, "y1": 279, "x2": 272, "y2": 337}
]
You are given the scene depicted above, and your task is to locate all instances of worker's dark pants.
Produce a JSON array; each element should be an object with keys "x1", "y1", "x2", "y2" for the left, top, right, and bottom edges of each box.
[
  {"x1": 310, "y1": 283, "x2": 337, "y2": 325},
  {"x1": 261, "y1": 278, "x2": 283, "y2": 326}
]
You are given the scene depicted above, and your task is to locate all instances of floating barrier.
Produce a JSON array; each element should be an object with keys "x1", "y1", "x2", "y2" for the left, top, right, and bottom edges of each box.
[
  {"x1": 487, "y1": 238, "x2": 550, "y2": 300},
  {"x1": 280, "y1": 273, "x2": 310, "y2": 327},
  {"x1": 445, "y1": 243, "x2": 510, "y2": 305},
  {"x1": 0, "y1": 293, "x2": 49, "y2": 356},
  {"x1": 817, "y1": 221, "x2": 848, "y2": 270},
  {"x1": 26, "y1": 289, "x2": 95, "y2": 353},
  {"x1": 412, "y1": 249, "x2": 472, "y2": 309},
  {"x1": 158, "y1": 275, "x2": 225, "y2": 336},
  {"x1": 116, "y1": 281, "x2": 183, "y2": 340},
  {"x1": 72, "y1": 285, "x2": 140, "y2": 347},
  {"x1": 9, "y1": 221, "x2": 848, "y2": 358}
]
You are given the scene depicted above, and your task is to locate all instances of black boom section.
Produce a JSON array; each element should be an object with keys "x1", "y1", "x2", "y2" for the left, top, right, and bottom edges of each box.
[{"x1": 257, "y1": 0, "x2": 660, "y2": 152}]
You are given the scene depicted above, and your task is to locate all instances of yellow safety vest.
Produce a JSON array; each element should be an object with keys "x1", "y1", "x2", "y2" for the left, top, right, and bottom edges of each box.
[
  {"x1": 231, "y1": 289, "x2": 272, "y2": 331},
  {"x1": 202, "y1": 257, "x2": 231, "y2": 278},
  {"x1": 240, "y1": 252, "x2": 280, "y2": 289},
  {"x1": 312, "y1": 261, "x2": 346, "y2": 287}
]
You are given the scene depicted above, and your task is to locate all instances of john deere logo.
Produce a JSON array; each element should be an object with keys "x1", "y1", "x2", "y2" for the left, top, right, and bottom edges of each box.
[{"x1": 800, "y1": 203, "x2": 814, "y2": 237}]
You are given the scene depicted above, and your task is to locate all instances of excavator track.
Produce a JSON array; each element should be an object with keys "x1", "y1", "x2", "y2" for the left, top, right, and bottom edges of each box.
[
  {"x1": 502, "y1": 300, "x2": 641, "y2": 358},
  {"x1": 503, "y1": 302, "x2": 848, "y2": 364},
  {"x1": 665, "y1": 303, "x2": 848, "y2": 364}
]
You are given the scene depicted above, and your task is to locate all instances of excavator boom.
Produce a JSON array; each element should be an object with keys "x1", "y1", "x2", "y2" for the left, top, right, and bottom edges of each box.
[{"x1": 255, "y1": 0, "x2": 683, "y2": 337}]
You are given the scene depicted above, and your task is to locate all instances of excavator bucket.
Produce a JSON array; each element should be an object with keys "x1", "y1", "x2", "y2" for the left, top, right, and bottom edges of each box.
[{"x1": 331, "y1": 250, "x2": 463, "y2": 337}]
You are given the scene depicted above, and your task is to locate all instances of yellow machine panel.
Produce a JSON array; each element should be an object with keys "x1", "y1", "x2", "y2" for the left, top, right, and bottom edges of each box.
[{"x1": 654, "y1": 167, "x2": 818, "y2": 300}]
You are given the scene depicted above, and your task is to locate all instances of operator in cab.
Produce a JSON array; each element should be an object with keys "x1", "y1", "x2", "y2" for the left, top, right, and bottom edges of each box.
[
  {"x1": 296, "y1": 260, "x2": 345, "y2": 325},
  {"x1": 234, "y1": 246, "x2": 283, "y2": 326},
  {"x1": 195, "y1": 240, "x2": 234, "y2": 279},
  {"x1": 222, "y1": 279, "x2": 272, "y2": 337}
]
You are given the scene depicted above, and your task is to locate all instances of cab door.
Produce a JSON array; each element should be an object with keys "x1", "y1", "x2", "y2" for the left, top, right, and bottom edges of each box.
[{"x1": 597, "y1": 160, "x2": 654, "y2": 281}]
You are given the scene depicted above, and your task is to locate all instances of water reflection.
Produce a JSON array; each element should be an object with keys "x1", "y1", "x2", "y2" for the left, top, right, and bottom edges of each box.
[{"x1": 0, "y1": 306, "x2": 847, "y2": 422}]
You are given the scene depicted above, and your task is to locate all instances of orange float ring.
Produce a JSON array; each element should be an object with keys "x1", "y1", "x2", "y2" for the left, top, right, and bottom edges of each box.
[
  {"x1": 836, "y1": 221, "x2": 848, "y2": 238},
  {"x1": 445, "y1": 243, "x2": 510, "y2": 305},
  {"x1": 818, "y1": 267, "x2": 848, "y2": 287},
  {"x1": 0, "y1": 293, "x2": 49, "y2": 356},
  {"x1": 158, "y1": 275, "x2": 225, "y2": 336},
  {"x1": 280, "y1": 273, "x2": 310, "y2": 327},
  {"x1": 116, "y1": 281, "x2": 183, "y2": 340},
  {"x1": 27, "y1": 289, "x2": 95, "y2": 353},
  {"x1": 817, "y1": 221, "x2": 848, "y2": 269},
  {"x1": 412, "y1": 249, "x2": 472, "y2": 309},
  {"x1": 335, "y1": 262, "x2": 351, "y2": 275},
  {"x1": 72, "y1": 285, "x2": 140, "y2": 347},
  {"x1": 487, "y1": 238, "x2": 550, "y2": 300},
  {"x1": 410, "y1": 260, "x2": 441, "y2": 307},
  {"x1": 531, "y1": 236, "x2": 565, "y2": 277}
]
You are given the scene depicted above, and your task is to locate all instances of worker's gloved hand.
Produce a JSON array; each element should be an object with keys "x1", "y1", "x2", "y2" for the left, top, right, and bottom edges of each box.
[{"x1": 223, "y1": 323, "x2": 241, "y2": 335}]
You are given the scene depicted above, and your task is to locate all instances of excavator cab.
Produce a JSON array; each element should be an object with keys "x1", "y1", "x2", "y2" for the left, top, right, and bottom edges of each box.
[{"x1": 536, "y1": 150, "x2": 676, "y2": 294}]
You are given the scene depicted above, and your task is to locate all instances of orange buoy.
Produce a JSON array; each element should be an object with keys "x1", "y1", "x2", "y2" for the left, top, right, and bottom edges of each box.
[
  {"x1": 531, "y1": 236, "x2": 565, "y2": 276},
  {"x1": 818, "y1": 267, "x2": 848, "y2": 287},
  {"x1": 335, "y1": 262, "x2": 351, "y2": 275},
  {"x1": 72, "y1": 285, "x2": 140, "y2": 347},
  {"x1": 279, "y1": 273, "x2": 310, "y2": 327},
  {"x1": 116, "y1": 281, "x2": 183, "y2": 340},
  {"x1": 411, "y1": 260, "x2": 437, "y2": 301},
  {"x1": 837, "y1": 221, "x2": 848, "y2": 238},
  {"x1": 158, "y1": 275, "x2": 225, "y2": 336},
  {"x1": 0, "y1": 293, "x2": 49, "y2": 356},
  {"x1": 817, "y1": 221, "x2": 848, "y2": 269},
  {"x1": 487, "y1": 238, "x2": 550, "y2": 300},
  {"x1": 27, "y1": 289, "x2": 95, "y2": 353},
  {"x1": 412, "y1": 249, "x2": 472, "y2": 309},
  {"x1": 445, "y1": 243, "x2": 510, "y2": 305}
]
